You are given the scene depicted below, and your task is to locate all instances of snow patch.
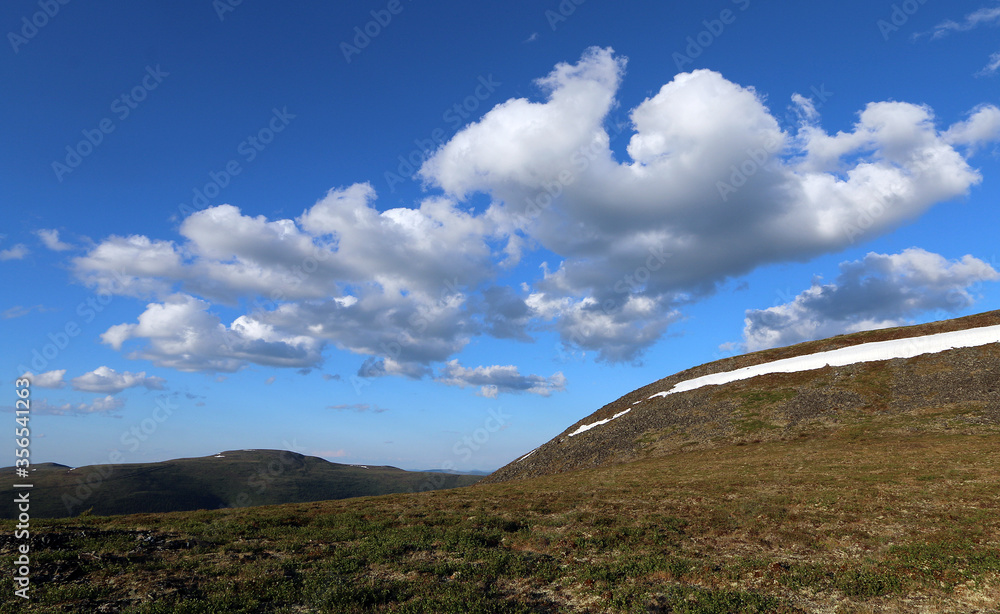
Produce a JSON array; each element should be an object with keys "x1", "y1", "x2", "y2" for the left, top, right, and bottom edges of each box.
[
  {"x1": 653, "y1": 324, "x2": 1000, "y2": 398},
  {"x1": 517, "y1": 448, "x2": 538, "y2": 462},
  {"x1": 571, "y1": 323, "x2": 1000, "y2": 438},
  {"x1": 567, "y1": 407, "x2": 632, "y2": 437}
]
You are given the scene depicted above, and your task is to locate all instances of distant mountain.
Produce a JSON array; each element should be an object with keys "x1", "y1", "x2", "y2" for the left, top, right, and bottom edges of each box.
[
  {"x1": 2, "y1": 449, "x2": 481, "y2": 519},
  {"x1": 485, "y1": 310, "x2": 1000, "y2": 483}
]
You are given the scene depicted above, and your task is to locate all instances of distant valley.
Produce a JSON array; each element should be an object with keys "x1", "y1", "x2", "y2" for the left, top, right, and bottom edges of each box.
[{"x1": 1, "y1": 449, "x2": 482, "y2": 519}]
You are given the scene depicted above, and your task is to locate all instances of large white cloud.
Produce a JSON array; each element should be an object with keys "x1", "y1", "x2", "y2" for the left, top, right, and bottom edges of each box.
[
  {"x1": 740, "y1": 249, "x2": 1000, "y2": 351},
  {"x1": 70, "y1": 366, "x2": 166, "y2": 394},
  {"x1": 420, "y1": 47, "x2": 996, "y2": 360},
  {"x1": 71, "y1": 47, "x2": 1000, "y2": 379}
]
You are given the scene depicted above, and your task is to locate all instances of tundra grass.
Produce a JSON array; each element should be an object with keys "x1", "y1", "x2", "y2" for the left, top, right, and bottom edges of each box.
[{"x1": 3, "y1": 429, "x2": 1000, "y2": 612}]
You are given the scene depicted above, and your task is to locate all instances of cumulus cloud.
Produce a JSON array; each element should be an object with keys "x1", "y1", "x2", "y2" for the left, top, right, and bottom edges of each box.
[
  {"x1": 478, "y1": 286, "x2": 534, "y2": 342},
  {"x1": 70, "y1": 366, "x2": 166, "y2": 394},
  {"x1": 100, "y1": 294, "x2": 324, "y2": 372},
  {"x1": 436, "y1": 360, "x2": 567, "y2": 397},
  {"x1": 0, "y1": 244, "x2": 28, "y2": 261},
  {"x1": 35, "y1": 229, "x2": 72, "y2": 251},
  {"x1": 69, "y1": 48, "x2": 999, "y2": 376},
  {"x1": 944, "y1": 105, "x2": 1000, "y2": 147},
  {"x1": 20, "y1": 370, "x2": 66, "y2": 389},
  {"x1": 740, "y1": 249, "x2": 1000, "y2": 351},
  {"x1": 29, "y1": 395, "x2": 124, "y2": 416},
  {"x1": 73, "y1": 235, "x2": 186, "y2": 297},
  {"x1": 421, "y1": 47, "x2": 995, "y2": 360}
]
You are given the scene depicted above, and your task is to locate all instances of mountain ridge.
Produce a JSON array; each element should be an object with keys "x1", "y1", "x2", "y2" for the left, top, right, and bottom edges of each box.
[
  {"x1": 2, "y1": 449, "x2": 481, "y2": 519},
  {"x1": 485, "y1": 310, "x2": 1000, "y2": 483}
]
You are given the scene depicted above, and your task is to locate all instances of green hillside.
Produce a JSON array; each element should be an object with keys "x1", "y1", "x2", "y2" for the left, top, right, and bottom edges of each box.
[
  {"x1": 4, "y1": 427, "x2": 1000, "y2": 612},
  {"x1": 485, "y1": 310, "x2": 1000, "y2": 484},
  {"x1": 1, "y1": 450, "x2": 481, "y2": 519}
]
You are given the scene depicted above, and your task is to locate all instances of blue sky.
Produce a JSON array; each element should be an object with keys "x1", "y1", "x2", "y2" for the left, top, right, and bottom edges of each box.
[{"x1": 3, "y1": 0, "x2": 999, "y2": 472}]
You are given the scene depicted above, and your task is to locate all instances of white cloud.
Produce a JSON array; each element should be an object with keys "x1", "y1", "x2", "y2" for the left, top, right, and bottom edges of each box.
[
  {"x1": 926, "y1": 5, "x2": 1000, "y2": 39},
  {"x1": 436, "y1": 360, "x2": 566, "y2": 397},
  {"x1": 421, "y1": 47, "x2": 995, "y2": 361},
  {"x1": 0, "y1": 244, "x2": 28, "y2": 261},
  {"x1": 101, "y1": 294, "x2": 324, "y2": 372},
  {"x1": 20, "y1": 370, "x2": 66, "y2": 389},
  {"x1": 943, "y1": 105, "x2": 1000, "y2": 146},
  {"x1": 978, "y1": 52, "x2": 1000, "y2": 77},
  {"x1": 70, "y1": 48, "x2": 1000, "y2": 375},
  {"x1": 29, "y1": 395, "x2": 124, "y2": 416},
  {"x1": 73, "y1": 235, "x2": 186, "y2": 297},
  {"x1": 35, "y1": 229, "x2": 72, "y2": 251},
  {"x1": 327, "y1": 403, "x2": 388, "y2": 413},
  {"x1": 2, "y1": 304, "x2": 53, "y2": 319},
  {"x1": 70, "y1": 366, "x2": 166, "y2": 394},
  {"x1": 740, "y1": 249, "x2": 1000, "y2": 351},
  {"x1": 921, "y1": 4, "x2": 1000, "y2": 76}
]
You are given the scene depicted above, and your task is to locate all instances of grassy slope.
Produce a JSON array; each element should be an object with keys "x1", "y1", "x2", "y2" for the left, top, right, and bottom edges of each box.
[
  {"x1": 0, "y1": 450, "x2": 481, "y2": 519},
  {"x1": 4, "y1": 423, "x2": 1000, "y2": 612},
  {"x1": 485, "y1": 311, "x2": 1000, "y2": 484}
]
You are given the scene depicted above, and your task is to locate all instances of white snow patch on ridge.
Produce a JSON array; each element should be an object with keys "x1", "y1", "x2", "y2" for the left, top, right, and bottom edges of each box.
[
  {"x1": 567, "y1": 408, "x2": 632, "y2": 437},
  {"x1": 567, "y1": 323, "x2": 1000, "y2": 438},
  {"x1": 517, "y1": 448, "x2": 538, "y2": 462},
  {"x1": 652, "y1": 324, "x2": 1000, "y2": 399}
]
